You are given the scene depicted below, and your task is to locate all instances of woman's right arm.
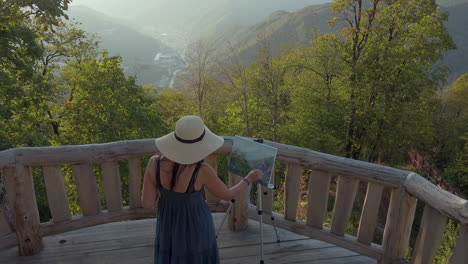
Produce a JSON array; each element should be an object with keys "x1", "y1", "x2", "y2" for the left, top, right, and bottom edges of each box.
[{"x1": 202, "y1": 165, "x2": 262, "y2": 201}]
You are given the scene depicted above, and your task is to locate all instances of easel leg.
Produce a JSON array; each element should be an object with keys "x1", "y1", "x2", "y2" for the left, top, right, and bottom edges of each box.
[
  {"x1": 271, "y1": 215, "x2": 280, "y2": 243},
  {"x1": 216, "y1": 199, "x2": 235, "y2": 239},
  {"x1": 257, "y1": 183, "x2": 265, "y2": 264},
  {"x1": 263, "y1": 189, "x2": 280, "y2": 244}
]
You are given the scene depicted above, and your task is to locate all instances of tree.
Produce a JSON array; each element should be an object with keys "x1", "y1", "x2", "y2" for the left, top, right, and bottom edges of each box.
[
  {"x1": 0, "y1": 0, "x2": 71, "y2": 149},
  {"x1": 179, "y1": 39, "x2": 218, "y2": 118},
  {"x1": 57, "y1": 52, "x2": 165, "y2": 144},
  {"x1": 217, "y1": 43, "x2": 254, "y2": 137},
  {"x1": 282, "y1": 34, "x2": 347, "y2": 154},
  {"x1": 37, "y1": 22, "x2": 99, "y2": 137},
  {"x1": 247, "y1": 37, "x2": 291, "y2": 141},
  {"x1": 329, "y1": 0, "x2": 455, "y2": 161}
]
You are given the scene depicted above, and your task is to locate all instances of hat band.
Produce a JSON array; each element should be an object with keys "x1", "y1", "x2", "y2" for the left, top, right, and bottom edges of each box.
[{"x1": 174, "y1": 129, "x2": 206, "y2": 144}]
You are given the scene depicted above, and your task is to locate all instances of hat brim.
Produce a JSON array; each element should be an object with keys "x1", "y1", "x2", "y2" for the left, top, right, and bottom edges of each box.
[{"x1": 155, "y1": 126, "x2": 224, "y2": 164}]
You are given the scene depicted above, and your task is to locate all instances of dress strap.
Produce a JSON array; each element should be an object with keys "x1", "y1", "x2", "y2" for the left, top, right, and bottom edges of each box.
[
  {"x1": 155, "y1": 156, "x2": 162, "y2": 188},
  {"x1": 186, "y1": 160, "x2": 204, "y2": 193}
]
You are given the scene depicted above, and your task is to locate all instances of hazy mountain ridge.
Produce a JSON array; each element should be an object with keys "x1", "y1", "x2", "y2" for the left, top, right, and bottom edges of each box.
[
  {"x1": 209, "y1": 4, "x2": 334, "y2": 65},
  {"x1": 68, "y1": 6, "x2": 173, "y2": 62},
  {"x1": 71, "y1": 0, "x2": 468, "y2": 84},
  {"x1": 442, "y1": 2, "x2": 468, "y2": 81},
  {"x1": 211, "y1": 1, "x2": 468, "y2": 81},
  {"x1": 67, "y1": 5, "x2": 184, "y2": 86}
]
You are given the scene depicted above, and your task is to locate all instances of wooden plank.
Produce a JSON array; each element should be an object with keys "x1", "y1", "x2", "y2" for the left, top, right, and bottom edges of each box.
[
  {"x1": 1, "y1": 215, "x2": 378, "y2": 264},
  {"x1": 306, "y1": 170, "x2": 332, "y2": 228},
  {"x1": 247, "y1": 205, "x2": 383, "y2": 260},
  {"x1": 43, "y1": 165, "x2": 71, "y2": 222},
  {"x1": 0, "y1": 232, "x2": 17, "y2": 250},
  {"x1": 102, "y1": 161, "x2": 123, "y2": 211},
  {"x1": 450, "y1": 226, "x2": 468, "y2": 264},
  {"x1": 204, "y1": 153, "x2": 221, "y2": 204},
  {"x1": 39, "y1": 203, "x2": 227, "y2": 238},
  {"x1": 13, "y1": 165, "x2": 43, "y2": 255},
  {"x1": 284, "y1": 163, "x2": 302, "y2": 221},
  {"x1": 412, "y1": 205, "x2": 447, "y2": 264},
  {"x1": 357, "y1": 183, "x2": 384, "y2": 244},
  {"x1": 128, "y1": 157, "x2": 142, "y2": 209},
  {"x1": 405, "y1": 172, "x2": 468, "y2": 227},
  {"x1": 39, "y1": 207, "x2": 157, "y2": 237},
  {"x1": 228, "y1": 172, "x2": 249, "y2": 232},
  {"x1": 381, "y1": 187, "x2": 417, "y2": 264},
  {"x1": 331, "y1": 176, "x2": 359, "y2": 236},
  {"x1": 72, "y1": 164, "x2": 101, "y2": 216}
]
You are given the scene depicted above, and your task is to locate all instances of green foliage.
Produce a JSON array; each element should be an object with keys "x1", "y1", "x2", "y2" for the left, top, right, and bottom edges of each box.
[
  {"x1": 435, "y1": 220, "x2": 460, "y2": 264},
  {"x1": 57, "y1": 52, "x2": 165, "y2": 144}
]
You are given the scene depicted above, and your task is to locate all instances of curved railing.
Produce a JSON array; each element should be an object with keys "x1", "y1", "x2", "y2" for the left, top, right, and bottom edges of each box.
[{"x1": 0, "y1": 138, "x2": 466, "y2": 264}]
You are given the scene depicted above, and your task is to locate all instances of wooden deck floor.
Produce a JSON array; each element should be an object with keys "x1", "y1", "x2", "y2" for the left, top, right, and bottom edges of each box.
[{"x1": 1, "y1": 213, "x2": 377, "y2": 264}]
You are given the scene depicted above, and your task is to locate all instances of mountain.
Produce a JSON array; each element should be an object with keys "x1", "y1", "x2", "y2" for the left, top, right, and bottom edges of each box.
[
  {"x1": 209, "y1": 4, "x2": 334, "y2": 65},
  {"x1": 72, "y1": 0, "x2": 331, "y2": 33},
  {"x1": 441, "y1": 2, "x2": 468, "y2": 82},
  {"x1": 211, "y1": 1, "x2": 468, "y2": 81},
  {"x1": 67, "y1": 5, "x2": 182, "y2": 86}
]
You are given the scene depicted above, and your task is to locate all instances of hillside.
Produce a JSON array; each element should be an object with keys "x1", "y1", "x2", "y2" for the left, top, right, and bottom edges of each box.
[
  {"x1": 73, "y1": 0, "x2": 330, "y2": 33},
  {"x1": 67, "y1": 6, "x2": 181, "y2": 86},
  {"x1": 212, "y1": 1, "x2": 468, "y2": 81},
  {"x1": 210, "y1": 4, "x2": 334, "y2": 65},
  {"x1": 442, "y1": 2, "x2": 468, "y2": 82}
]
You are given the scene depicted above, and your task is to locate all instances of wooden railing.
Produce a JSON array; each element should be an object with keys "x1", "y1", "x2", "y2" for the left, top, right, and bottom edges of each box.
[{"x1": 0, "y1": 138, "x2": 466, "y2": 264}]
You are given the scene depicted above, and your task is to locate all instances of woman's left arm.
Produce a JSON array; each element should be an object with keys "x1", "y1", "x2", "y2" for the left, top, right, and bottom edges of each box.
[{"x1": 141, "y1": 155, "x2": 159, "y2": 208}]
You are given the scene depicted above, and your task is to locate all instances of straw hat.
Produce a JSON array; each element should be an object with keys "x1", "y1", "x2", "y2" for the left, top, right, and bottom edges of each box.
[{"x1": 155, "y1": 115, "x2": 224, "y2": 164}]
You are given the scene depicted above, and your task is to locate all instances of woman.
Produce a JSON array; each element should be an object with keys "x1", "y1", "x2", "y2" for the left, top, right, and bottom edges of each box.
[{"x1": 141, "y1": 115, "x2": 262, "y2": 264}]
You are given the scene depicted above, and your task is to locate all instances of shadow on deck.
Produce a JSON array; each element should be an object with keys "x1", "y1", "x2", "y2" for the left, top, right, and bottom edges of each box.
[{"x1": 1, "y1": 214, "x2": 376, "y2": 264}]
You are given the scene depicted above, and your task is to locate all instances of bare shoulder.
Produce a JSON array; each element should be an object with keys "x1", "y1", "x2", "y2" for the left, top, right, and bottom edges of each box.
[
  {"x1": 149, "y1": 154, "x2": 160, "y2": 162},
  {"x1": 200, "y1": 162, "x2": 217, "y2": 178}
]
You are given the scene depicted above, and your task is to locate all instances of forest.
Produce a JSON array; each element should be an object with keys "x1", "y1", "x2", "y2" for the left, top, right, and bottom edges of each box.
[{"x1": 1, "y1": 0, "x2": 467, "y2": 263}]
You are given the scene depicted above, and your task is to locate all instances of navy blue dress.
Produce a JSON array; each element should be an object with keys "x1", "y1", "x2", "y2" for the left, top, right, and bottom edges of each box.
[{"x1": 154, "y1": 157, "x2": 220, "y2": 264}]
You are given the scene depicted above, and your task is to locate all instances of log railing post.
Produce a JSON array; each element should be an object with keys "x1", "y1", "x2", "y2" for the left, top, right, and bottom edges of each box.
[
  {"x1": 43, "y1": 165, "x2": 71, "y2": 222},
  {"x1": 128, "y1": 157, "x2": 142, "y2": 209},
  {"x1": 450, "y1": 226, "x2": 468, "y2": 264},
  {"x1": 412, "y1": 205, "x2": 447, "y2": 264},
  {"x1": 306, "y1": 170, "x2": 332, "y2": 228},
  {"x1": 284, "y1": 163, "x2": 302, "y2": 221},
  {"x1": 72, "y1": 164, "x2": 101, "y2": 216},
  {"x1": 261, "y1": 168, "x2": 274, "y2": 215},
  {"x1": 204, "y1": 154, "x2": 221, "y2": 205},
  {"x1": 357, "y1": 182, "x2": 384, "y2": 244},
  {"x1": 331, "y1": 176, "x2": 359, "y2": 236},
  {"x1": 228, "y1": 172, "x2": 248, "y2": 231},
  {"x1": 13, "y1": 165, "x2": 43, "y2": 255},
  {"x1": 102, "y1": 161, "x2": 123, "y2": 211},
  {"x1": 381, "y1": 187, "x2": 417, "y2": 264}
]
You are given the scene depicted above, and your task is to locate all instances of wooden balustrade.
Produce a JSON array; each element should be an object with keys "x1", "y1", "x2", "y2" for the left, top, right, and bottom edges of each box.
[
  {"x1": 128, "y1": 157, "x2": 142, "y2": 209},
  {"x1": 331, "y1": 176, "x2": 360, "y2": 236},
  {"x1": 306, "y1": 170, "x2": 331, "y2": 228},
  {"x1": 0, "y1": 138, "x2": 466, "y2": 264},
  {"x1": 412, "y1": 205, "x2": 447, "y2": 264},
  {"x1": 284, "y1": 163, "x2": 302, "y2": 221},
  {"x1": 43, "y1": 166, "x2": 71, "y2": 222},
  {"x1": 357, "y1": 183, "x2": 384, "y2": 245}
]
